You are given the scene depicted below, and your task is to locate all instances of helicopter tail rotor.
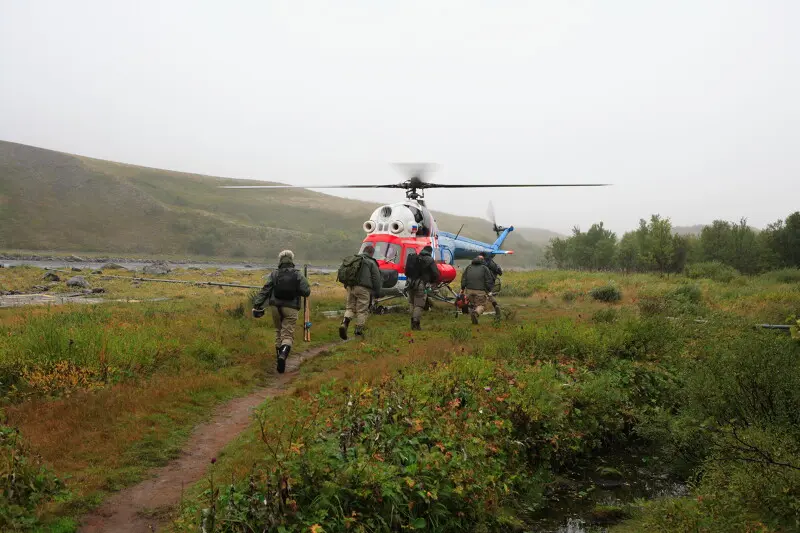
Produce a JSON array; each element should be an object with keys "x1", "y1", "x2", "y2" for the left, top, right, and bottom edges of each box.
[{"x1": 486, "y1": 201, "x2": 507, "y2": 237}]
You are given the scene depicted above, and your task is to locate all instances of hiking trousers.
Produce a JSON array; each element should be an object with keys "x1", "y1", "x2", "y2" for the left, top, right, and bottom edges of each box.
[
  {"x1": 271, "y1": 306, "x2": 298, "y2": 348},
  {"x1": 487, "y1": 292, "x2": 499, "y2": 309},
  {"x1": 344, "y1": 285, "x2": 371, "y2": 327},
  {"x1": 407, "y1": 281, "x2": 427, "y2": 321},
  {"x1": 465, "y1": 289, "x2": 488, "y2": 316}
]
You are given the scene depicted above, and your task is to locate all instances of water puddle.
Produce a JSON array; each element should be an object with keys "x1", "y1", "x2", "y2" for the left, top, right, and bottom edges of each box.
[{"x1": 527, "y1": 448, "x2": 687, "y2": 532}]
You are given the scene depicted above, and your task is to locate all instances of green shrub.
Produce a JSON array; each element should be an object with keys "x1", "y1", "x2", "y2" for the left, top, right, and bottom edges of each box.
[
  {"x1": 685, "y1": 261, "x2": 740, "y2": 283},
  {"x1": 638, "y1": 285, "x2": 706, "y2": 318},
  {"x1": 605, "y1": 317, "x2": 683, "y2": 362},
  {"x1": 562, "y1": 289, "x2": 582, "y2": 302},
  {"x1": 761, "y1": 268, "x2": 800, "y2": 284},
  {"x1": 686, "y1": 331, "x2": 800, "y2": 429},
  {"x1": 590, "y1": 284, "x2": 622, "y2": 303},
  {"x1": 671, "y1": 284, "x2": 702, "y2": 304},
  {"x1": 0, "y1": 422, "x2": 66, "y2": 531},
  {"x1": 187, "y1": 341, "x2": 231, "y2": 368},
  {"x1": 592, "y1": 308, "x2": 619, "y2": 323},
  {"x1": 637, "y1": 295, "x2": 668, "y2": 317}
]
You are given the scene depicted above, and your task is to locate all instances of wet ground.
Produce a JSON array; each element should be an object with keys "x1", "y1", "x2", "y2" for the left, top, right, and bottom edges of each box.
[
  {"x1": 0, "y1": 292, "x2": 170, "y2": 308},
  {"x1": 0, "y1": 292, "x2": 103, "y2": 307}
]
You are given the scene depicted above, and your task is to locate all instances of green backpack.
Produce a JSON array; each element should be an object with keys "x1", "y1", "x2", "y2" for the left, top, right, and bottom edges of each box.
[{"x1": 337, "y1": 255, "x2": 364, "y2": 286}]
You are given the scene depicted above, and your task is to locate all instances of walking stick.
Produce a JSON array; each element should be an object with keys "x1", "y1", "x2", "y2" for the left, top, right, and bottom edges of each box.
[{"x1": 303, "y1": 264, "x2": 311, "y2": 342}]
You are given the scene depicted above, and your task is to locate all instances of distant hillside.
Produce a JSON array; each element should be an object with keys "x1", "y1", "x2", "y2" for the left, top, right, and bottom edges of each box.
[
  {"x1": 0, "y1": 141, "x2": 547, "y2": 266},
  {"x1": 513, "y1": 227, "x2": 565, "y2": 246},
  {"x1": 673, "y1": 225, "x2": 706, "y2": 236}
]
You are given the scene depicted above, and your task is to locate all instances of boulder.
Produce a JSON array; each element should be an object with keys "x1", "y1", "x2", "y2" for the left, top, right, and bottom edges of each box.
[
  {"x1": 43, "y1": 272, "x2": 60, "y2": 282},
  {"x1": 71, "y1": 267, "x2": 83, "y2": 272},
  {"x1": 66, "y1": 276, "x2": 90, "y2": 288},
  {"x1": 143, "y1": 261, "x2": 172, "y2": 275},
  {"x1": 92, "y1": 270, "x2": 103, "y2": 275},
  {"x1": 66, "y1": 255, "x2": 85, "y2": 262},
  {"x1": 103, "y1": 263, "x2": 125, "y2": 270},
  {"x1": 91, "y1": 287, "x2": 106, "y2": 294}
]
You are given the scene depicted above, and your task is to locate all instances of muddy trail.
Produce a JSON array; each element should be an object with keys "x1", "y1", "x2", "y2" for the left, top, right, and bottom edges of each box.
[{"x1": 78, "y1": 342, "x2": 342, "y2": 533}]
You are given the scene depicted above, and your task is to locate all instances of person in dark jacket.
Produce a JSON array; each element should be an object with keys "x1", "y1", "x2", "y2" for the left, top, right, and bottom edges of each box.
[
  {"x1": 460, "y1": 255, "x2": 494, "y2": 324},
  {"x1": 339, "y1": 245, "x2": 382, "y2": 339},
  {"x1": 253, "y1": 250, "x2": 311, "y2": 373},
  {"x1": 407, "y1": 245, "x2": 440, "y2": 330},
  {"x1": 479, "y1": 252, "x2": 503, "y2": 315}
]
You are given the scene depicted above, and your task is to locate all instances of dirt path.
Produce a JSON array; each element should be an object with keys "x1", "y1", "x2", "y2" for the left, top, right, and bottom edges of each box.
[{"x1": 78, "y1": 342, "x2": 341, "y2": 533}]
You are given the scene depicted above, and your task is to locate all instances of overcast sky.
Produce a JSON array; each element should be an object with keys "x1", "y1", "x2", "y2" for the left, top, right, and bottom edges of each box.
[{"x1": 1, "y1": 1, "x2": 798, "y2": 235}]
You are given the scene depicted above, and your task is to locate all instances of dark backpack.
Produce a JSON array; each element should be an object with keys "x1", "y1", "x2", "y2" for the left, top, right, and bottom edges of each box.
[
  {"x1": 405, "y1": 252, "x2": 421, "y2": 279},
  {"x1": 337, "y1": 255, "x2": 364, "y2": 286},
  {"x1": 273, "y1": 268, "x2": 299, "y2": 300}
]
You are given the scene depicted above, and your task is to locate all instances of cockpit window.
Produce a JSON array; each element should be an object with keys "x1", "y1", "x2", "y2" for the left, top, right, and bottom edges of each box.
[{"x1": 359, "y1": 242, "x2": 401, "y2": 263}]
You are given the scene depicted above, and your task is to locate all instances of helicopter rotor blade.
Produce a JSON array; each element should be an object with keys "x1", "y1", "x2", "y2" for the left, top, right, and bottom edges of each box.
[
  {"x1": 487, "y1": 201, "x2": 497, "y2": 226},
  {"x1": 221, "y1": 182, "x2": 610, "y2": 190},
  {"x1": 220, "y1": 184, "x2": 405, "y2": 189},
  {"x1": 417, "y1": 183, "x2": 610, "y2": 189},
  {"x1": 392, "y1": 162, "x2": 438, "y2": 182}
]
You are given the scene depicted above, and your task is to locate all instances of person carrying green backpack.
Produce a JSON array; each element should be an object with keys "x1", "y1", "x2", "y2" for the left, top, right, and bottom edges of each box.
[{"x1": 336, "y1": 244, "x2": 381, "y2": 339}]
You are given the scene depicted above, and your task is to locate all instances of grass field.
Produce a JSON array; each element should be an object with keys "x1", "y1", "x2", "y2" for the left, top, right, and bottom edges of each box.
[{"x1": 1, "y1": 266, "x2": 799, "y2": 532}]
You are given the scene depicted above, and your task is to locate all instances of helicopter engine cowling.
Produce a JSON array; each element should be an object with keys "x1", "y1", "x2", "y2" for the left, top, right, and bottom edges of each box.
[{"x1": 436, "y1": 263, "x2": 457, "y2": 284}]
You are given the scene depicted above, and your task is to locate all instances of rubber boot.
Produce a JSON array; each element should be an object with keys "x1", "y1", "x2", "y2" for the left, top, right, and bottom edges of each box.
[
  {"x1": 277, "y1": 344, "x2": 290, "y2": 374},
  {"x1": 493, "y1": 304, "x2": 502, "y2": 320},
  {"x1": 354, "y1": 325, "x2": 364, "y2": 337},
  {"x1": 339, "y1": 317, "x2": 350, "y2": 340},
  {"x1": 470, "y1": 310, "x2": 479, "y2": 325},
  {"x1": 411, "y1": 319, "x2": 421, "y2": 331}
]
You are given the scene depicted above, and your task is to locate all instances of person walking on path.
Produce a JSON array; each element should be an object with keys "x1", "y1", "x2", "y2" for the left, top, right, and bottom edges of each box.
[
  {"x1": 252, "y1": 250, "x2": 311, "y2": 373},
  {"x1": 338, "y1": 244, "x2": 381, "y2": 339},
  {"x1": 460, "y1": 255, "x2": 494, "y2": 324}
]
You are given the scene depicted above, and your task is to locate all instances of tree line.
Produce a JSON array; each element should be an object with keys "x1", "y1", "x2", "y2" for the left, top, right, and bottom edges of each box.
[{"x1": 543, "y1": 211, "x2": 800, "y2": 275}]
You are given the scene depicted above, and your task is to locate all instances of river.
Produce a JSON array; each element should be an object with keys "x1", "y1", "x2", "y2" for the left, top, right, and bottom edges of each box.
[{"x1": 0, "y1": 259, "x2": 335, "y2": 273}]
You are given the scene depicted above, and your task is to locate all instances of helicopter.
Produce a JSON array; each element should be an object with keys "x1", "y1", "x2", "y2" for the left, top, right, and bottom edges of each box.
[{"x1": 222, "y1": 164, "x2": 608, "y2": 310}]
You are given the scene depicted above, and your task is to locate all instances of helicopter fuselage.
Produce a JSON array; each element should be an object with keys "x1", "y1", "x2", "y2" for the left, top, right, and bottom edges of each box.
[{"x1": 358, "y1": 200, "x2": 513, "y2": 297}]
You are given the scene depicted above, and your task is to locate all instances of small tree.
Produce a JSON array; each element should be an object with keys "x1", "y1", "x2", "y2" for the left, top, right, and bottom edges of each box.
[{"x1": 648, "y1": 215, "x2": 674, "y2": 275}]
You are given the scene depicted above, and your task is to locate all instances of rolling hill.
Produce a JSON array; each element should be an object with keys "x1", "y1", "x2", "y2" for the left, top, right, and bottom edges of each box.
[
  {"x1": 673, "y1": 225, "x2": 706, "y2": 236},
  {"x1": 0, "y1": 141, "x2": 552, "y2": 266}
]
